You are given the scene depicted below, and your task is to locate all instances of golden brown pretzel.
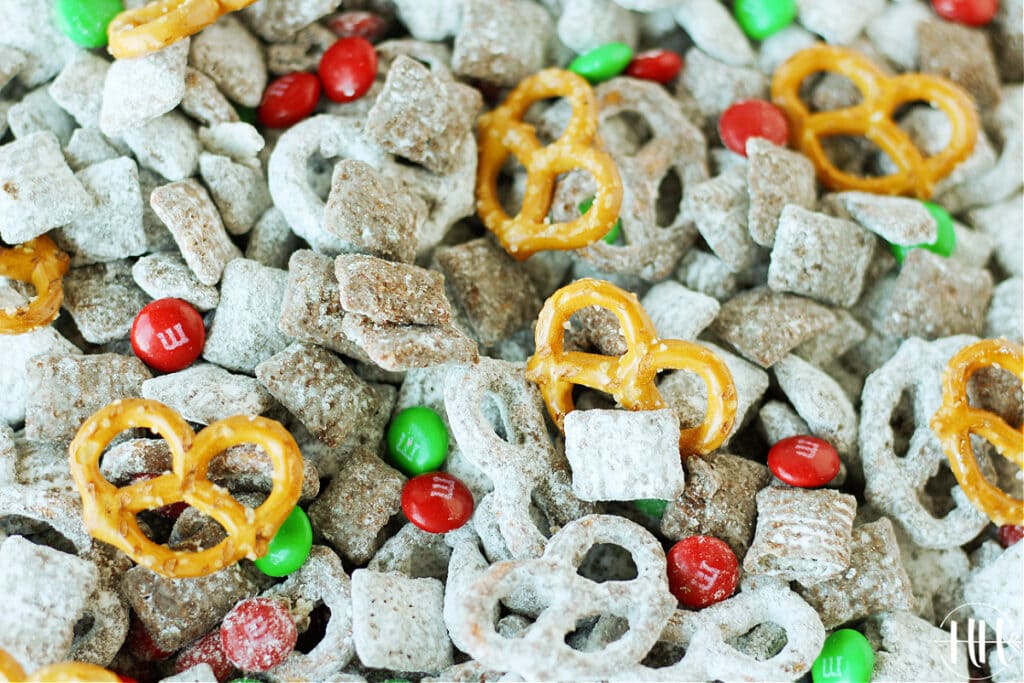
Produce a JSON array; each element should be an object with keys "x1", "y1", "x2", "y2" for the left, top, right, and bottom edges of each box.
[
  {"x1": 69, "y1": 399, "x2": 303, "y2": 578},
  {"x1": 107, "y1": 0, "x2": 257, "y2": 59},
  {"x1": 0, "y1": 236, "x2": 70, "y2": 335},
  {"x1": 525, "y1": 278, "x2": 737, "y2": 455}
]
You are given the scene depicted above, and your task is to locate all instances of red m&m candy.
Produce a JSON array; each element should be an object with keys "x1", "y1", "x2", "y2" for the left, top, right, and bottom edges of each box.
[
  {"x1": 326, "y1": 11, "x2": 389, "y2": 41},
  {"x1": 667, "y1": 536, "x2": 739, "y2": 609},
  {"x1": 176, "y1": 629, "x2": 234, "y2": 681},
  {"x1": 125, "y1": 617, "x2": 172, "y2": 662},
  {"x1": 258, "y1": 72, "x2": 321, "y2": 128},
  {"x1": 319, "y1": 36, "x2": 377, "y2": 103},
  {"x1": 131, "y1": 298, "x2": 205, "y2": 373},
  {"x1": 998, "y1": 524, "x2": 1023, "y2": 547},
  {"x1": 767, "y1": 435, "x2": 841, "y2": 488},
  {"x1": 931, "y1": 0, "x2": 998, "y2": 26},
  {"x1": 718, "y1": 99, "x2": 789, "y2": 156},
  {"x1": 220, "y1": 598, "x2": 297, "y2": 673},
  {"x1": 401, "y1": 472, "x2": 474, "y2": 534},
  {"x1": 625, "y1": 49, "x2": 683, "y2": 85}
]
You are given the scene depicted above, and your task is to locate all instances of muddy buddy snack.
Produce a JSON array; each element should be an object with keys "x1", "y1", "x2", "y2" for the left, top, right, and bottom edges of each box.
[{"x1": 0, "y1": 0, "x2": 1022, "y2": 681}]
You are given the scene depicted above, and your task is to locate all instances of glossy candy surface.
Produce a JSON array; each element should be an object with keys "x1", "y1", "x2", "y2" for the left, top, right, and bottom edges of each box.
[
  {"x1": 56, "y1": 0, "x2": 124, "y2": 47},
  {"x1": 767, "y1": 435, "x2": 841, "y2": 488},
  {"x1": 254, "y1": 506, "x2": 313, "y2": 577},
  {"x1": 733, "y1": 0, "x2": 797, "y2": 40},
  {"x1": 998, "y1": 524, "x2": 1023, "y2": 547},
  {"x1": 401, "y1": 472, "x2": 474, "y2": 534},
  {"x1": 931, "y1": 0, "x2": 999, "y2": 25},
  {"x1": 811, "y1": 629, "x2": 874, "y2": 683},
  {"x1": 258, "y1": 72, "x2": 321, "y2": 128},
  {"x1": 625, "y1": 49, "x2": 683, "y2": 84},
  {"x1": 319, "y1": 36, "x2": 378, "y2": 103},
  {"x1": 568, "y1": 42, "x2": 633, "y2": 83},
  {"x1": 666, "y1": 536, "x2": 739, "y2": 609},
  {"x1": 387, "y1": 406, "x2": 449, "y2": 475},
  {"x1": 130, "y1": 298, "x2": 205, "y2": 373},
  {"x1": 718, "y1": 99, "x2": 789, "y2": 156},
  {"x1": 220, "y1": 598, "x2": 297, "y2": 672},
  {"x1": 175, "y1": 630, "x2": 233, "y2": 681},
  {"x1": 633, "y1": 498, "x2": 668, "y2": 518},
  {"x1": 326, "y1": 10, "x2": 389, "y2": 41},
  {"x1": 890, "y1": 201, "x2": 956, "y2": 263}
]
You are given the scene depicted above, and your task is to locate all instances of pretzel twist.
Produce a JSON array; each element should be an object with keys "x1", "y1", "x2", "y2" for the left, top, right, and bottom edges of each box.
[
  {"x1": 931, "y1": 339, "x2": 1023, "y2": 526},
  {"x1": 107, "y1": 0, "x2": 257, "y2": 59},
  {"x1": 476, "y1": 69, "x2": 623, "y2": 259},
  {"x1": 0, "y1": 236, "x2": 70, "y2": 335},
  {"x1": 526, "y1": 278, "x2": 736, "y2": 456},
  {"x1": 771, "y1": 44, "x2": 978, "y2": 199},
  {"x1": 69, "y1": 399, "x2": 304, "y2": 578}
]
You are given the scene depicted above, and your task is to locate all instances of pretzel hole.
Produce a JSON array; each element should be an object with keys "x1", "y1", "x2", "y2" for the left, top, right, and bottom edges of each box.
[
  {"x1": 564, "y1": 614, "x2": 629, "y2": 650},
  {"x1": 497, "y1": 162, "x2": 526, "y2": 218},
  {"x1": 659, "y1": 369, "x2": 710, "y2": 434},
  {"x1": 967, "y1": 366, "x2": 1023, "y2": 429},
  {"x1": 819, "y1": 134, "x2": 899, "y2": 179},
  {"x1": 806, "y1": 72, "x2": 864, "y2": 113},
  {"x1": 894, "y1": 103, "x2": 953, "y2": 159},
  {"x1": 655, "y1": 169, "x2": 683, "y2": 228},
  {"x1": 576, "y1": 543, "x2": 639, "y2": 583},
  {"x1": 724, "y1": 622, "x2": 789, "y2": 661},
  {"x1": 601, "y1": 110, "x2": 654, "y2": 157},
  {"x1": 529, "y1": 98, "x2": 570, "y2": 145},
  {"x1": 295, "y1": 603, "x2": 331, "y2": 654}
]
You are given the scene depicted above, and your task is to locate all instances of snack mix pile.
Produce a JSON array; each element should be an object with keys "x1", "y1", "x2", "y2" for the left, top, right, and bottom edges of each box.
[{"x1": 0, "y1": 0, "x2": 1022, "y2": 680}]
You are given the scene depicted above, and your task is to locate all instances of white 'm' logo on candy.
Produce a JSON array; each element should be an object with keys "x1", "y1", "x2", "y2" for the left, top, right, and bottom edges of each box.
[
  {"x1": 694, "y1": 560, "x2": 721, "y2": 592},
  {"x1": 396, "y1": 433, "x2": 422, "y2": 460},
  {"x1": 157, "y1": 323, "x2": 190, "y2": 351},
  {"x1": 793, "y1": 438, "x2": 819, "y2": 459},
  {"x1": 430, "y1": 477, "x2": 455, "y2": 499},
  {"x1": 819, "y1": 656, "x2": 843, "y2": 678}
]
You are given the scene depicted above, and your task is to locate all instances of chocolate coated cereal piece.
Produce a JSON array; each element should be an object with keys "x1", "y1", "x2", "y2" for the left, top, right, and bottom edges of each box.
[
  {"x1": 879, "y1": 250, "x2": 992, "y2": 339},
  {"x1": 434, "y1": 238, "x2": 542, "y2": 347},
  {"x1": 369, "y1": 523, "x2": 452, "y2": 580},
  {"x1": 661, "y1": 452, "x2": 770, "y2": 560},
  {"x1": 864, "y1": 611, "x2": 968, "y2": 682},
  {"x1": 341, "y1": 316, "x2": 478, "y2": 371},
  {"x1": 24, "y1": 353, "x2": 151, "y2": 442},
  {"x1": 797, "y1": 0, "x2": 884, "y2": 45},
  {"x1": 393, "y1": 0, "x2": 461, "y2": 41},
  {"x1": 121, "y1": 563, "x2": 259, "y2": 653},
  {"x1": 0, "y1": 483, "x2": 92, "y2": 551},
  {"x1": 62, "y1": 260, "x2": 151, "y2": 345},
  {"x1": 798, "y1": 518, "x2": 914, "y2": 628},
  {"x1": 774, "y1": 353, "x2": 859, "y2": 463},
  {"x1": 964, "y1": 541, "x2": 1022, "y2": 677},
  {"x1": 745, "y1": 138, "x2": 817, "y2": 248},
  {"x1": 99, "y1": 40, "x2": 189, "y2": 138},
  {"x1": 452, "y1": 0, "x2": 552, "y2": 87},
  {"x1": 835, "y1": 191, "x2": 937, "y2": 246},
  {"x1": 681, "y1": 48, "x2": 768, "y2": 121},
  {"x1": 241, "y1": 0, "x2": 342, "y2": 42},
  {"x1": 161, "y1": 664, "x2": 218, "y2": 682},
  {"x1": 121, "y1": 112, "x2": 201, "y2": 182},
  {"x1": 180, "y1": 66, "x2": 239, "y2": 126},
  {"x1": 8, "y1": 87, "x2": 75, "y2": 145},
  {"x1": 967, "y1": 193, "x2": 1022, "y2": 278},
  {"x1": 673, "y1": 0, "x2": 754, "y2": 67},
  {"x1": 0, "y1": 0, "x2": 76, "y2": 87},
  {"x1": 860, "y1": 336, "x2": 991, "y2": 549},
  {"x1": 308, "y1": 449, "x2": 406, "y2": 565},
  {"x1": 131, "y1": 252, "x2": 220, "y2": 312},
  {"x1": 683, "y1": 166, "x2": 762, "y2": 272},
  {"x1": 0, "y1": 287, "x2": 79, "y2": 425},
  {"x1": 674, "y1": 249, "x2": 747, "y2": 301},
  {"x1": 246, "y1": 207, "x2": 301, "y2": 270},
  {"x1": 918, "y1": 19, "x2": 1001, "y2": 110},
  {"x1": 203, "y1": 259, "x2": 292, "y2": 373},
  {"x1": 986, "y1": 277, "x2": 1023, "y2": 342},
  {"x1": 993, "y1": 0, "x2": 1023, "y2": 81},
  {"x1": 336, "y1": 254, "x2": 452, "y2": 326},
  {"x1": 323, "y1": 160, "x2": 424, "y2": 264},
  {"x1": 351, "y1": 569, "x2": 453, "y2": 672},
  {"x1": 0, "y1": 130, "x2": 94, "y2": 243},
  {"x1": 151, "y1": 179, "x2": 241, "y2": 286},
  {"x1": 640, "y1": 281, "x2": 720, "y2": 341},
  {"x1": 141, "y1": 364, "x2": 276, "y2": 425},
  {"x1": 0, "y1": 535, "x2": 98, "y2": 671},
  {"x1": 365, "y1": 55, "x2": 482, "y2": 175},
  {"x1": 711, "y1": 287, "x2": 836, "y2": 368},
  {"x1": 189, "y1": 16, "x2": 266, "y2": 108},
  {"x1": 256, "y1": 343, "x2": 379, "y2": 447},
  {"x1": 793, "y1": 309, "x2": 867, "y2": 368},
  {"x1": 557, "y1": 0, "x2": 637, "y2": 54},
  {"x1": 278, "y1": 250, "x2": 369, "y2": 361},
  {"x1": 744, "y1": 487, "x2": 857, "y2": 584},
  {"x1": 198, "y1": 152, "x2": 271, "y2": 236},
  {"x1": 64, "y1": 129, "x2": 121, "y2": 172},
  {"x1": 768, "y1": 205, "x2": 875, "y2": 307},
  {"x1": 0, "y1": 45, "x2": 24, "y2": 90},
  {"x1": 55, "y1": 158, "x2": 147, "y2": 266},
  {"x1": 267, "y1": 23, "x2": 337, "y2": 76},
  {"x1": 263, "y1": 546, "x2": 356, "y2": 681}
]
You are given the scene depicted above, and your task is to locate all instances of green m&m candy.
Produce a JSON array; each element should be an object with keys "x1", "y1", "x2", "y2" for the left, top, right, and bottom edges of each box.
[
  {"x1": 578, "y1": 196, "x2": 622, "y2": 244},
  {"x1": 812, "y1": 629, "x2": 874, "y2": 683},
  {"x1": 568, "y1": 42, "x2": 633, "y2": 84},
  {"x1": 889, "y1": 200, "x2": 956, "y2": 263},
  {"x1": 387, "y1": 406, "x2": 449, "y2": 475},
  {"x1": 634, "y1": 498, "x2": 668, "y2": 518},
  {"x1": 254, "y1": 506, "x2": 313, "y2": 577},
  {"x1": 733, "y1": 0, "x2": 798, "y2": 41},
  {"x1": 55, "y1": 0, "x2": 124, "y2": 48}
]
